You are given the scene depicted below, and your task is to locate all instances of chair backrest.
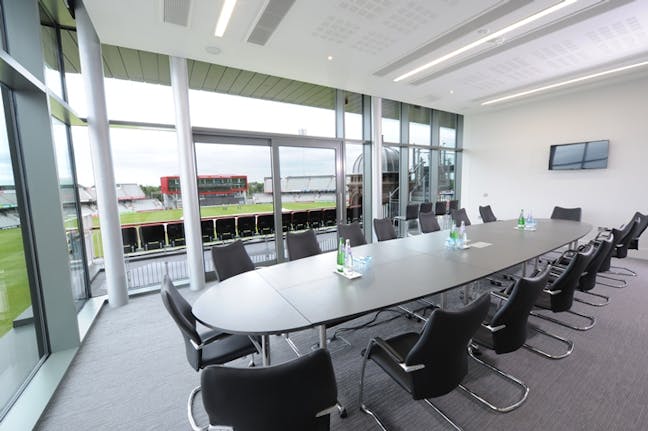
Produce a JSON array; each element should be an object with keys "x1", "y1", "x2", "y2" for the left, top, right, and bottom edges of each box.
[
  {"x1": 479, "y1": 205, "x2": 497, "y2": 223},
  {"x1": 550, "y1": 206, "x2": 582, "y2": 221},
  {"x1": 405, "y1": 294, "x2": 490, "y2": 399},
  {"x1": 434, "y1": 201, "x2": 447, "y2": 216},
  {"x1": 211, "y1": 240, "x2": 256, "y2": 282},
  {"x1": 419, "y1": 211, "x2": 440, "y2": 233},
  {"x1": 286, "y1": 229, "x2": 322, "y2": 261},
  {"x1": 614, "y1": 218, "x2": 640, "y2": 259},
  {"x1": 160, "y1": 276, "x2": 202, "y2": 370},
  {"x1": 373, "y1": 218, "x2": 397, "y2": 242},
  {"x1": 201, "y1": 349, "x2": 337, "y2": 431},
  {"x1": 420, "y1": 202, "x2": 433, "y2": 214},
  {"x1": 634, "y1": 211, "x2": 648, "y2": 239},
  {"x1": 338, "y1": 222, "x2": 367, "y2": 247},
  {"x1": 405, "y1": 203, "x2": 420, "y2": 220},
  {"x1": 547, "y1": 245, "x2": 594, "y2": 312},
  {"x1": 448, "y1": 200, "x2": 459, "y2": 211},
  {"x1": 490, "y1": 266, "x2": 550, "y2": 354},
  {"x1": 451, "y1": 208, "x2": 471, "y2": 227},
  {"x1": 579, "y1": 236, "x2": 614, "y2": 291}
]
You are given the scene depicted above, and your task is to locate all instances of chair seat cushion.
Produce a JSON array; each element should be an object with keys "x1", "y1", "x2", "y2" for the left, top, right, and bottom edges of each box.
[
  {"x1": 202, "y1": 334, "x2": 259, "y2": 366},
  {"x1": 368, "y1": 332, "x2": 420, "y2": 395}
]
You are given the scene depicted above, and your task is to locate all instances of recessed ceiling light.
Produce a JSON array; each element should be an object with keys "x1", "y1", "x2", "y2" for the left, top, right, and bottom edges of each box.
[
  {"x1": 481, "y1": 60, "x2": 648, "y2": 105},
  {"x1": 327, "y1": 55, "x2": 333, "y2": 61},
  {"x1": 214, "y1": 0, "x2": 237, "y2": 38},
  {"x1": 449, "y1": 90, "x2": 454, "y2": 94},
  {"x1": 205, "y1": 46, "x2": 222, "y2": 55},
  {"x1": 394, "y1": 0, "x2": 577, "y2": 82}
]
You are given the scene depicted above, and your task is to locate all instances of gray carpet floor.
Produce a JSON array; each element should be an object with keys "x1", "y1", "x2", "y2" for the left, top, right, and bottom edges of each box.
[{"x1": 36, "y1": 258, "x2": 648, "y2": 430}]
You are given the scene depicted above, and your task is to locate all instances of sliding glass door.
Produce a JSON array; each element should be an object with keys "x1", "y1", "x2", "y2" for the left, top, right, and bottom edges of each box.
[{"x1": 193, "y1": 131, "x2": 343, "y2": 273}]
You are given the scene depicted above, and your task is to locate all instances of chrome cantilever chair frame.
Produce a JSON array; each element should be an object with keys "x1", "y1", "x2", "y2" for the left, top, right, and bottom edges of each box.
[
  {"x1": 358, "y1": 338, "x2": 462, "y2": 431},
  {"x1": 489, "y1": 291, "x2": 574, "y2": 360},
  {"x1": 529, "y1": 256, "x2": 597, "y2": 332}
]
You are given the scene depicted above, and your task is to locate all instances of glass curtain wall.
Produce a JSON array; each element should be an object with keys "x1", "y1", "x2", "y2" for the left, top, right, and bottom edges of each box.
[
  {"x1": 194, "y1": 140, "x2": 275, "y2": 272},
  {"x1": 437, "y1": 111, "x2": 458, "y2": 201},
  {"x1": 51, "y1": 119, "x2": 89, "y2": 306},
  {"x1": 0, "y1": 89, "x2": 43, "y2": 417},
  {"x1": 382, "y1": 99, "x2": 400, "y2": 218},
  {"x1": 408, "y1": 106, "x2": 431, "y2": 206},
  {"x1": 343, "y1": 92, "x2": 364, "y2": 225}
]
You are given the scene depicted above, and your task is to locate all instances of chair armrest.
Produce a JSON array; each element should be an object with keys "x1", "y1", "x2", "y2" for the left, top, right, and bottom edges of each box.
[
  {"x1": 481, "y1": 323, "x2": 506, "y2": 333},
  {"x1": 371, "y1": 337, "x2": 425, "y2": 373},
  {"x1": 193, "y1": 330, "x2": 230, "y2": 350},
  {"x1": 372, "y1": 337, "x2": 405, "y2": 363},
  {"x1": 543, "y1": 288, "x2": 563, "y2": 296},
  {"x1": 315, "y1": 405, "x2": 339, "y2": 418},
  {"x1": 490, "y1": 291, "x2": 509, "y2": 301}
]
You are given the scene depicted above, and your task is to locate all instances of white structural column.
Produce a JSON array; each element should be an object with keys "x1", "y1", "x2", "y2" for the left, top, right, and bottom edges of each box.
[
  {"x1": 371, "y1": 97, "x2": 383, "y2": 222},
  {"x1": 169, "y1": 56, "x2": 204, "y2": 291},
  {"x1": 75, "y1": 2, "x2": 128, "y2": 306}
]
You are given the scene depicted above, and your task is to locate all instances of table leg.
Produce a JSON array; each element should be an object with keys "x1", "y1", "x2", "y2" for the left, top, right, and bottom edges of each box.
[
  {"x1": 318, "y1": 324, "x2": 327, "y2": 349},
  {"x1": 261, "y1": 334, "x2": 271, "y2": 366},
  {"x1": 440, "y1": 292, "x2": 448, "y2": 309},
  {"x1": 522, "y1": 261, "x2": 528, "y2": 277},
  {"x1": 463, "y1": 285, "x2": 470, "y2": 305},
  {"x1": 534, "y1": 257, "x2": 539, "y2": 273}
]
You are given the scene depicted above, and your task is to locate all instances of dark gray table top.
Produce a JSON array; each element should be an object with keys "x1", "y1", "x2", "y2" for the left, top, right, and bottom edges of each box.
[{"x1": 192, "y1": 219, "x2": 591, "y2": 335}]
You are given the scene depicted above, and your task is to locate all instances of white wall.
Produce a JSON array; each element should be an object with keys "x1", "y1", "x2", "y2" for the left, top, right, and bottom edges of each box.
[{"x1": 462, "y1": 75, "x2": 648, "y2": 258}]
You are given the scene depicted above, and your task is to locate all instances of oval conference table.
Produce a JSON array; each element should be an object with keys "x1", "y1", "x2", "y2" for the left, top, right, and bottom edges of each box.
[{"x1": 193, "y1": 219, "x2": 591, "y2": 365}]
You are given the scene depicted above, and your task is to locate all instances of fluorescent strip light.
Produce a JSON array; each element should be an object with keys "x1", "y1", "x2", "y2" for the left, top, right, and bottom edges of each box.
[
  {"x1": 215, "y1": 0, "x2": 237, "y2": 37},
  {"x1": 394, "y1": 0, "x2": 577, "y2": 82},
  {"x1": 481, "y1": 60, "x2": 648, "y2": 105}
]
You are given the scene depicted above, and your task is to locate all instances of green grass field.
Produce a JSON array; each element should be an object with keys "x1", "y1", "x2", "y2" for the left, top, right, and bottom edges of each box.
[{"x1": 0, "y1": 228, "x2": 31, "y2": 338}]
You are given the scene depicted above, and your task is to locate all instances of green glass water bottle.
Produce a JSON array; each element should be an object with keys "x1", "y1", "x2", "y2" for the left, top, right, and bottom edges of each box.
[
  {"x1": 337, "y1": 238, "x2": 345, "y2": 272},
  {"x1": 518, "y1": 209, "x2": 525, "y2": 229}
]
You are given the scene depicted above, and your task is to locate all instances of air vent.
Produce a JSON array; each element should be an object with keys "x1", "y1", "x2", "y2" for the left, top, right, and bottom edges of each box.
[
  {"x1": 163, "y1": 0, "x2": 191, "y2": 27},
  {"x1": 247, "y1": 0, "x2": 296, "y2": 46}
]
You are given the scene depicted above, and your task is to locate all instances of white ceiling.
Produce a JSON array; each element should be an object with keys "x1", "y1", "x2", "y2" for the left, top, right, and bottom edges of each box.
[{"x1": 83, "y1": 0, "x2": 648, "y2": 114}]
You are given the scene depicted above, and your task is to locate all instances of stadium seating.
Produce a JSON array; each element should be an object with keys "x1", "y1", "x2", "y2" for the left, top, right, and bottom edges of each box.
[
  {"x1": 257, "y1": 214, "x2": 274, "y2": 235},
  {"x1": 237, "y1": 216, "x2": 256, "y2": 237},
  {"x1": 281, "y1": 213, "x2": 292, "y2": 232},
  {"x1": 167, "y1": 222, "x2": 185, "y2": 247},
  {"x1": 201, "y1": 219, "x2": 215, "y2": 243},
  {"x1": 215, "y1": 217, "x2": 236, "y2": 241},
  {"x1": 322, "y1": 208, "x2": 336, "y2": 226},
  {"x1": 140, "y1": 224, "x2": 165, "y2": 250},
  {"x1": 307, "y1": 209, "x2": 322, "y2": 229},
  {"x1": 291, "y1": 211, "x2": 308, "y2": 230},
  {"x1": 121, "y1": 227, "x2": 138, "y2": 253}
]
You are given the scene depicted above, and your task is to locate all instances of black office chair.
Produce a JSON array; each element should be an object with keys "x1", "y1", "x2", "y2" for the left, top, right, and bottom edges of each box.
[
  {"x1": 403, "y1": 203, "x2": 421, "y2": 234},
  {"x1": 469, "y1": 267, "x2": 551, "y2": 411},
  {"x1": 359, "y1": 294, "x2": 490, "y2": 430},
  {"x1": 530, "y1": 245, "x2": 596, "y2": 331},
  {"x1": 420, "y1": 202, "x2": 433, "y2": 214},
  {"x1": 479, "y1": 205, "x2": 497, "y2": 223},
  {"x1": 338, "y1": 222, "x2": 367, "y2": 247},
  {"x1": 434, "y1": 201, "x2": 447, "y2": 216},
  {"x1": 451, "y1": 207, "x2": 471, "y2": 227},
  {"x1": 629, "y1": 211, "x2": 648, "y2": 250},
  {"x1": 211, "y1": 240, "x2": 255, "y2": 282},
  {"x1": 161, "y1": 276, "x2": 260, "y2": 418},
  {"x1": 419, "y1": 211, "x2": 440, "y2": 233},
  {"x1": 550, "y1": 206, "x2": 582, "y2": 221},
  {"x1": 573, "y1": 236, "x2": 614, "y2": 307},
  {"x1": 286, "y1": 229, "x2": 322, "y2": 261},
  {"x1": 598, "y1": 217, "x2": 638, "y2": 283},
  {"x1": 373, "y1": 218, "x2": 397, "y2": 242},
  {"x1": 191, "y1": 349, "x2": 338, "y2": 431},
  {"x1": 610, "y1": 218, "x2": 641, "y2": 277}
]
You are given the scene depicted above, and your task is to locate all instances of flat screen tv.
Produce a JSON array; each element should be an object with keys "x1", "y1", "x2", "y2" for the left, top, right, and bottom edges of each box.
[{"x1": 548, "y1": 140, "x2": 609, "y2": 170}]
